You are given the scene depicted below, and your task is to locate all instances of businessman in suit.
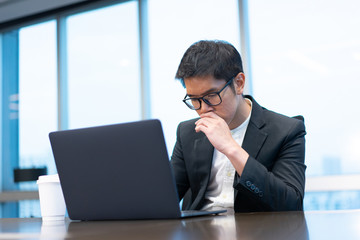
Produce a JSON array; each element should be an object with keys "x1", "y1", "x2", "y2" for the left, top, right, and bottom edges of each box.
[{"x1": 171, "y1": 40, "x2": 306, "y2": 213}]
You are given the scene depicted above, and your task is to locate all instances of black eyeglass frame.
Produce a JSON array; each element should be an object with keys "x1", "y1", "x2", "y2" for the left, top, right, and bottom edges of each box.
[{"x1": 182, "y1": 78, "x2": 234, "y2": 110}]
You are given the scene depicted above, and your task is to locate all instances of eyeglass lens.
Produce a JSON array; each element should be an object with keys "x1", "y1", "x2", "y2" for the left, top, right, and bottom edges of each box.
[{"x1": 185, "y1": 93, "x2": 221, "y2": 110}]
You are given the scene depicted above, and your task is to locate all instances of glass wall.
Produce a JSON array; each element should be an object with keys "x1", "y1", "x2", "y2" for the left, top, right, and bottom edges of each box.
[
  {"x1": 19, "y1": 21, "x2": 57, "y2": 175},
  {"x1": 248, "y1": 0, "x2": 360, "y2": 209},
  {"x1": 1, "y1": 0, "x2": 243, "y2": 217},
  {"x1": 67, "y1": 1, "x2": 141, "y2": 129},
  {"x1": 148, "y1": 0, "x2": 241, "y2": 153},
  {"x1": 18, "y1": 21, "x2": 57, "y2": 217},
  {"x1": 2, "y1": 0, "x2": 142, "y2": 218},
  {"x1": 2, "y1": 0, "x2": 360, "y2": 217}
]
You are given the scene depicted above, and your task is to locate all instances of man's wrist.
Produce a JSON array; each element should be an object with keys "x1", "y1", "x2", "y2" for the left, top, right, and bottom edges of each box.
[{"x1": 225, "y1": 143, "x2": 249, "y2": 176}]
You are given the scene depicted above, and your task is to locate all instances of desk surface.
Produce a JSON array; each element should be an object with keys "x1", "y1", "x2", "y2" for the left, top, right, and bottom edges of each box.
[{"x1": 0, "y1": 210, "x2": 359, "y2": 239}]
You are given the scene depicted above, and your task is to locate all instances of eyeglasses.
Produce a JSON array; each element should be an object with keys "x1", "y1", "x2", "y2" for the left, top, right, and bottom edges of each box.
[{"x1": 183, "y1": 79, "x2": 233, "y2": 110}]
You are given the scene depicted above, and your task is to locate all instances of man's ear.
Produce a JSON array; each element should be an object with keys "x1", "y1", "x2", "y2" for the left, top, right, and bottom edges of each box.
[{"x1": 233, "y1": 72, "x2": 245, "y2": 95}]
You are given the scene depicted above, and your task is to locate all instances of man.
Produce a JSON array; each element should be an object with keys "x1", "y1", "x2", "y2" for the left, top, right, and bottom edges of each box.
[{"x1": 171, "y1": 40, "x2": 306, "y2": 213}]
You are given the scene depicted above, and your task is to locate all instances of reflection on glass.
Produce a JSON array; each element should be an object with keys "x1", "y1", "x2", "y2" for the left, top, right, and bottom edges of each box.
[
  {"x1": 40, "y1": 221, "x2": 67, "y2": 240},
  {"x1": 175, "y1": 212, "x2": 308, "y2": 240},
  {"x1": 305, "y1": 191, "x2": 360, "y2": 211},
  {"x1": 67, "y1": 1, "x2": 141, "y2": 129}
]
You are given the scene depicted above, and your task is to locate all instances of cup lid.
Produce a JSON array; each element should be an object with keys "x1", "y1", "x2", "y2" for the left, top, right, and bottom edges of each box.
[{"x1": 37, "y1": 174, "x2": 60, "y2": 184}]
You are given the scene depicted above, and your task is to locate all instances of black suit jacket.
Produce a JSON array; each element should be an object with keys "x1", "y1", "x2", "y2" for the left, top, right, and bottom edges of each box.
[{"x1": 170, "y1": 95, "x2": 306, "y2": 212}]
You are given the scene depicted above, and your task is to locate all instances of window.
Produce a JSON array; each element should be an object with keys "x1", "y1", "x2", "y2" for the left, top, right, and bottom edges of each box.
[
  {"x1": 5, "y1": 0, "x2": 354, "y2": 217},
  {"x1": 18, "y1": 21, "x2": 57, "y2": 217},
  {"x1": 66, "y1": 1, "x2": 141, "y2": 129},
  {"x1": 148, "y1": 0, "x2": 241, "y2": 153},
  {"x1": 248, "y1": 0, "x2": 360, "y2": 209},
  {"x1": 19, "y1": 21, "x2": 57, "y2": 175},
  {"x1": 2, "y1": 0, "x2": 142, "y2": 218}
]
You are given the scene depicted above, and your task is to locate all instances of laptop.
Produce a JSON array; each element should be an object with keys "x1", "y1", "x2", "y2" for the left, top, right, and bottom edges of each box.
[{"x1": 49, "y1": 119, "x2": 226, "y2": 220}]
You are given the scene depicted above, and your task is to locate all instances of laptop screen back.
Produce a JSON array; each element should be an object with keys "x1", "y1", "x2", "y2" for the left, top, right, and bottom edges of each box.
[{"x1": 49, "y1": 119, "x2": 181, "y2": 220}]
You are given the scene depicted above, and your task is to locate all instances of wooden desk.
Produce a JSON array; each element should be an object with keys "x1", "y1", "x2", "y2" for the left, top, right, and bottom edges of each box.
[{"x1": 0, "y1": 210, "x2": 359, "y2": 239}]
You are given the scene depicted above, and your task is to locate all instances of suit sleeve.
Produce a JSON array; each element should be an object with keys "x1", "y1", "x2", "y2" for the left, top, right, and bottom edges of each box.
[
  {"x1": 233, "y1": 119, "x2": 306, "y2": 211},
  {"x1": 170, "y1": 123, "x2": 190, "y2": 201}
]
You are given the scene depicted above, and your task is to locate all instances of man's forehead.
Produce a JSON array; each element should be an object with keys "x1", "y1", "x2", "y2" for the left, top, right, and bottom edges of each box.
[{"x1": 184, "y1": 77, "x2": 226, "y2": 96}]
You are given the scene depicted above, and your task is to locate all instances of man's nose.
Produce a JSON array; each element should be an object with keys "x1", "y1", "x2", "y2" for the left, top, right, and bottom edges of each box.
[{"x1": 197, "y1": 100, "x2": 214, "y2": 114}]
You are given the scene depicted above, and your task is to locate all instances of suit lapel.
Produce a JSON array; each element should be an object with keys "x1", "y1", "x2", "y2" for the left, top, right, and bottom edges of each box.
[
  {"x1": 242, "y1": 123, "x2": 267, "y2": 159},
  {"x1": 190, "y1": 132, "x2": 214, "y2": 209},
  {"x1": 242, "y1": 95, "x2": 268, "y2": 159},
  {"x1": 193, "y1": 133, "x2": 214, "y2": 187},
  {"x1": 234, "y1": 96, "x2": 268, "y2": 202}
]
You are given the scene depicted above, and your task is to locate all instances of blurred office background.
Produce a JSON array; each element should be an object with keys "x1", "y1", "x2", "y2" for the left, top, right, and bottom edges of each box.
[{"x1": 1, "y1": 0, "x2": 360, "y2": 218}]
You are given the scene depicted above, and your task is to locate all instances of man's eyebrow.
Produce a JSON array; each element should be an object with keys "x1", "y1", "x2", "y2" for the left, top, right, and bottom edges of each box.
[{"x1": 187, "y1": 87, "x2": 219, "y2": 97}]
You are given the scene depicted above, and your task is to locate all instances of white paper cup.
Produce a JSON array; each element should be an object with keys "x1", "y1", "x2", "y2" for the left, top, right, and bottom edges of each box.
[{"x1": 37, "y1": 174, "x2": 66, "y2": 221}]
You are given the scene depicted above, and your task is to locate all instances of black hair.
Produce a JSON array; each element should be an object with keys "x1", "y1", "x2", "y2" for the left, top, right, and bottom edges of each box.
[{"x1": 175, "y1": 40, "x2": 243, "y2": 87}]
